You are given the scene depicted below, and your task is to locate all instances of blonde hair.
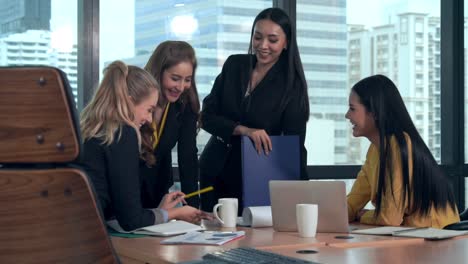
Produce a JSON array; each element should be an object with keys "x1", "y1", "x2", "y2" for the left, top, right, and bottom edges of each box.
[{"x1": 80, "y1": 60, "x2": 159, "y2": 155}]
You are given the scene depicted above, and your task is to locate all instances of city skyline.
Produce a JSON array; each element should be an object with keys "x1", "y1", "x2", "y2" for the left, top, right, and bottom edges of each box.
[{"x1": 48, "y1": 0, "x2": 440, "y2": 61}]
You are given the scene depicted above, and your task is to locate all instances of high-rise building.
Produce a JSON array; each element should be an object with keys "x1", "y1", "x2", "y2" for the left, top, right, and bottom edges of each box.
[
  {"x1": 296, "y1": 0, "x2": 348, "y2": 164},
  {"x1": 55, "y1": 46, "x2": 78, "y2": 99},
  {"x1": 0, "y1": 0, "x2": 51, "y2": 36},
  {"x1": 0, "y1": 30, "x2": 50, "y2": 65},
  {"x1": 133, "y1": 0, "x2": 271, "y2": 98},
  {"x1": 348, "y1": 12, "x2": 442, "y2": 161}
]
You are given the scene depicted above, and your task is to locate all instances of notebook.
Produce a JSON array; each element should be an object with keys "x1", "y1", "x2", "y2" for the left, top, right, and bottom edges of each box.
[
  {"x1": 352, "y1": 226, "x2": 468, "y2": 240},
  {"x1": 107, "y1": 219, "x2": 203, "y2": 236},
  {"x1": 241, "y1": 135, "x2": 300, "y2": 208},
  {"x1": 351, "y1": 226, "x2": 415, "y2": 235},
  {"x1": 161, "y1": 231, "x2": 245, "y2": 245},
  {"x1": 269, "y1": 180, "x2": 349, "y2": 233}
]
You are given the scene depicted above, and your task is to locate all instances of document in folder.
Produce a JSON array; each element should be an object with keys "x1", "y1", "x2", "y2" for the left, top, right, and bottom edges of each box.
[{"x1": 241, "y1": 135, "x2": 300, "y2": 208}]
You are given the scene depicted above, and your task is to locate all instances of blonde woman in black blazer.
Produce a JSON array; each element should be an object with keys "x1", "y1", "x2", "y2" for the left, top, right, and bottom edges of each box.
[
  {"x1": 200, "y1": 8, "x2": 310, "y2": 214},
  {"x1": 81, "y1": 61, "x2": 204, "y2": 230}
]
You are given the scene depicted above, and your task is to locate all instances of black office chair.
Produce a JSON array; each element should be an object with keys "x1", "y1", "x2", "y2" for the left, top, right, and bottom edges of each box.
[
  {"x1": 443, "y1": 208, "x2": 468, "y2": 230},
  {"x1": 0, "y1": 66, "x2": 119, "y2": 263},
  {"x1": 461, "y1": 209, "x2": 468, "y2": 221}
]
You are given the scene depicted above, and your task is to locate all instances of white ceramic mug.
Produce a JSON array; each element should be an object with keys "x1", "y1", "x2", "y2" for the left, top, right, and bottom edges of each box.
[
  {"x1": 213, "y1": 198, "x2": 238, "y2": 227},
  {"x1": 296, "y1": 204, "x2": 318, "y2": 237}
]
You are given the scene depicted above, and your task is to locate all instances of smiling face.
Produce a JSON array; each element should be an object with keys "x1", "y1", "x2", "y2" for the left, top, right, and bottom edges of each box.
[
  {"x1": 345, "y1": 90, "x2": 379, "y2": 141},
  {"x1": 161, "y1": 61, "x2": 193, "y2": 103},
  {"x1": 252, "y1": 19, "x2": 287, "y2": 68},
  {"x1": 133, "y1": 89, "x2": 158, "y2": 128}
]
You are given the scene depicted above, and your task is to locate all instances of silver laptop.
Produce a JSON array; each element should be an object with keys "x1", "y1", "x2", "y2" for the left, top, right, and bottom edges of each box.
[{"x1": 269, "y1": 180, "x2": 349, "y2": 233}]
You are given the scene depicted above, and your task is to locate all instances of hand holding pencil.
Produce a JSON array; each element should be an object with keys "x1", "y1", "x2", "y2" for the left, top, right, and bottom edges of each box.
[
  {"x1": 159, "y1": 191, "x2": 187, "y2": 210},
  {"x1": 159, "y1": 187, "x2": 214, "y2": 210},
  {"x1": 159, "y1": 187, "x2": 215, "y2": 223}
]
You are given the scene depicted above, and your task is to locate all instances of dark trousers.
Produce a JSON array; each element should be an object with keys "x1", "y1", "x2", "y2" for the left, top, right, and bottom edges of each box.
[{"x1": 200, "y1": 139, "x2": 243, "y2": 216}]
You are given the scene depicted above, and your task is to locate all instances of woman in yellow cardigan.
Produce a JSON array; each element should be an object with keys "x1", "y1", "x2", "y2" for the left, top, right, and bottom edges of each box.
[{"x1": 345, "y1": 75, "x2": 459, "y2": 229}]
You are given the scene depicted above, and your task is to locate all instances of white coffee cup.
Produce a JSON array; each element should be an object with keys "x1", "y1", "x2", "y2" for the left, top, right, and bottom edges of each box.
[
  {"x1": 213, "y1": 198, "x2": 238, "y2": 228},
  {"x1": 296, "y1": 204, "x2": 318, "y2": 237}
]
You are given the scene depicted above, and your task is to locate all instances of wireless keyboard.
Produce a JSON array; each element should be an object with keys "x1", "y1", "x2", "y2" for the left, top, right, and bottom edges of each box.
[{"x1": 201, "y1": 247, "x2": 319, "y2": 264}]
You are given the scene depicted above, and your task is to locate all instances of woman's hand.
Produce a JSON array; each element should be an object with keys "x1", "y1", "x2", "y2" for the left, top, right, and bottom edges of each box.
[
  {"x1": 158, "y1": 191, "x2": 186, "y2": 210},
  {"x1": 200, "y1": 211, "x2": 215, "y2": 221},
  {"x1": 168, "y1": 206, "x2": 205, "y2": 224},
  {"x1": 235, "y1": 125, "x2": 272, "y2": 154}
]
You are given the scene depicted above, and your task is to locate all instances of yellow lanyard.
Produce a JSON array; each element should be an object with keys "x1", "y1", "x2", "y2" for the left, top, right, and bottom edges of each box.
[{"x1": 152, "y1": 103, "x2": 170, "y2": 149}]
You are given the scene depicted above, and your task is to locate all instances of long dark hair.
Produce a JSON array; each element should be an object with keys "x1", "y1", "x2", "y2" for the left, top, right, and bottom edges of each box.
[
  {"x1": 352, "y1": 74, "x2": 457, "y2": 217},
  {"x1": 142, "y1": 41, "x2": 201, "y2": 160},
  {"x1": 248, "y1": 7, "x2": 309, "y2": 120},
  {"x1": 145, "y1": 40, "x2": 200, "y2": 115}
]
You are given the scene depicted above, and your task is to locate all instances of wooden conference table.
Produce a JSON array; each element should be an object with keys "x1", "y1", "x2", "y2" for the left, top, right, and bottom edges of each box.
[{"x1": 111, "y1": 224, "x2": 468, "y2": 264}]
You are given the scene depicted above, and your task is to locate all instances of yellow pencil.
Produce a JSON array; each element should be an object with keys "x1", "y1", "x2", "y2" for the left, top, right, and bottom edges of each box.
[{"x1": 184, "y1": 186, "x2": 214, "y2": 199}]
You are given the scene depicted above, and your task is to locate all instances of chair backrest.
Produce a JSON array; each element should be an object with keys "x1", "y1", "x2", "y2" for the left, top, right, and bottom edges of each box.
[
  {"x1": 444, "y1": 208, "x2": 468, "y2": 230},
  {"x1": 0, "y1": 67, "x2": 80, "y2": 163},
  {"x1": 0, "y1": 169, "x2": 117, "y2": 263},
  {"x1": 0, "y1": 67, "x2": 119, "y2": 263}
]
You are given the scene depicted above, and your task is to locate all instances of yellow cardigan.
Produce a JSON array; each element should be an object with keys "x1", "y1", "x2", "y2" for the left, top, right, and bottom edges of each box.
[{"x1": 347, "y1": 133, "x2": 459, "y2": 228}]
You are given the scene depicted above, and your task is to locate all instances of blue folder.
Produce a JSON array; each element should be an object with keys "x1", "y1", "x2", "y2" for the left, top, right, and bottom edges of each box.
[{"x1": 241, "y1": 135, "x2": 300, "y2": 207}]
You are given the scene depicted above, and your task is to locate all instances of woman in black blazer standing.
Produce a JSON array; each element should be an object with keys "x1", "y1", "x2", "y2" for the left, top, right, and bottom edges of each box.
[
  {"x1": 200, "y1": 8, "x2": 310, "y2": 214},
  {"x1": 140, "y1": 41, "x2": 201, "y2": 209}
]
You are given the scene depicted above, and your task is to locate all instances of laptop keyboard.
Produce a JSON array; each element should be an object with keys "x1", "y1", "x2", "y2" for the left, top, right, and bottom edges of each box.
[{"x1": 201, "y1": 247, "x2": 319, "y2": 264}]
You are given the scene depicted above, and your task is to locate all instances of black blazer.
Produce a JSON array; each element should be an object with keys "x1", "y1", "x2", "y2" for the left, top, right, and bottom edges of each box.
[
  {"x1": 139, "y1": 101, "x2": 200, "y2": 208},
  {"x1": 82, "y1": 125, "x2": 156, "y2": 230},
  {"x1": 200, "y1": 54, "x2": 308, "y2": 180}
]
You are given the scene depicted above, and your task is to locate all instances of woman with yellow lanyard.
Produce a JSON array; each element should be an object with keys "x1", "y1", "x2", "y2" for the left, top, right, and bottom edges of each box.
[{"x1": 139, "y1": 41, "x2": 202, "y2": 209}]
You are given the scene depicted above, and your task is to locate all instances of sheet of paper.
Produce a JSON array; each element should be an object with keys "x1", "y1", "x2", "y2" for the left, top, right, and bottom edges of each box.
[
  {"x1": 238, "y1": 206, "x2": 272, "y2": 227},
  {"x1": 140, "y1": 220, "x2": 203, "y2": 236},
  {"x1": 107, "y1": 219, "x2": 203, "y2": 236},
  {"x1": 392, "y1": 228, "x2": 468, "y2": 240},
  {"x1": 351, "y1": 226, "x2": 416, "y2": 235},
  {"x1": 352, "y1": 226, "x2": 468, "y2": 240},
  {"x1": 160, "y1": 231, "x2": 245, "y2": 245}
]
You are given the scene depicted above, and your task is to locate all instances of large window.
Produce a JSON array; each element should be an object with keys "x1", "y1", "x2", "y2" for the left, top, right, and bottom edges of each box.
[
  {"x1": 297, "y1": 0, "x2": 441, "y2": 166},
  {"x1": 100, "y1": 0, "x2": 272, "y2": 164}
]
